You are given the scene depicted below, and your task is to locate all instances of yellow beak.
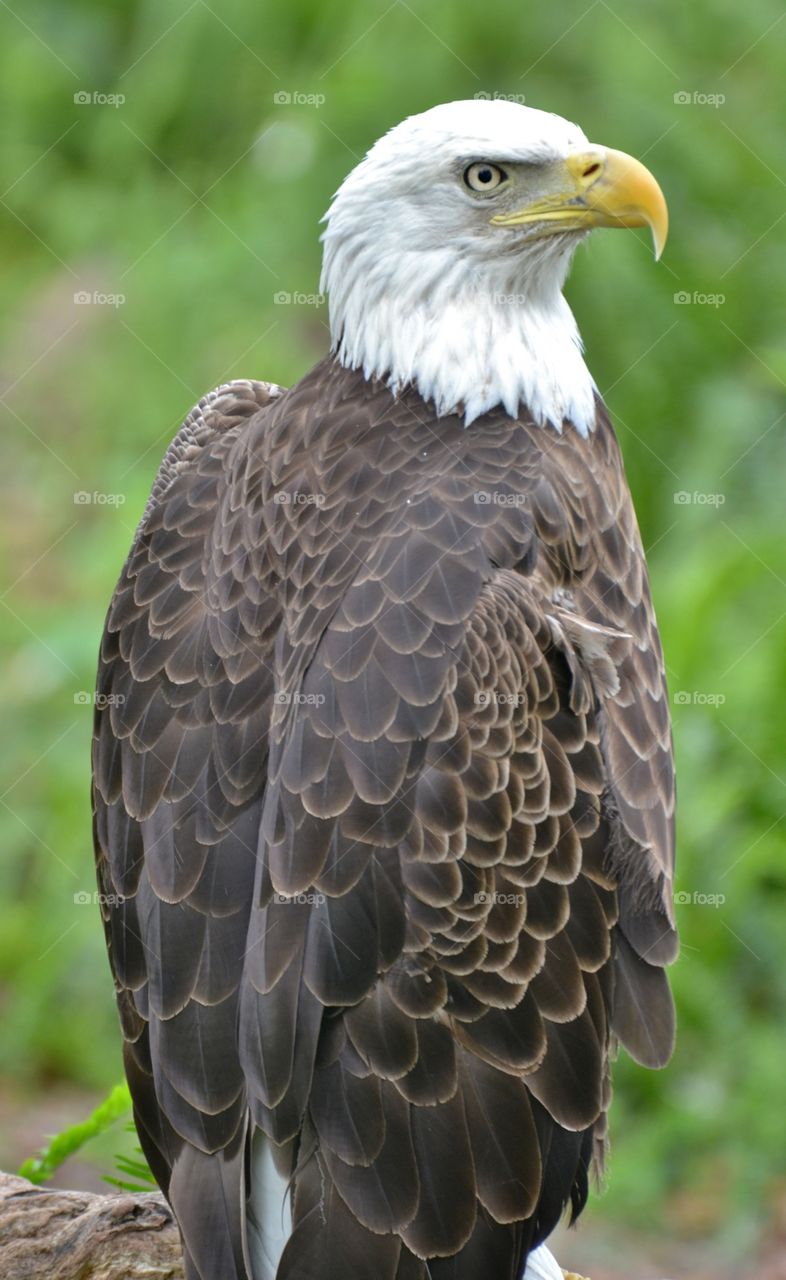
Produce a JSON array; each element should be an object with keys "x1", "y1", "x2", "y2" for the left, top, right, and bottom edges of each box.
[{"x1": 491, "y1": 146, "x2": 668, "y2": 260}]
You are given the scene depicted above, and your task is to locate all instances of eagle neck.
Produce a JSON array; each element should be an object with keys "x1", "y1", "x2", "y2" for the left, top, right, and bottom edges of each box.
[{"x1": 321, "y1": 240, "x2": 597, "y2": 436}]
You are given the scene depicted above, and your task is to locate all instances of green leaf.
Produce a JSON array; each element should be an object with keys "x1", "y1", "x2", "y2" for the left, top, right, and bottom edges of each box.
[{"x1": 19, "y1": 1082, "x2": 133, "y2": 1184}]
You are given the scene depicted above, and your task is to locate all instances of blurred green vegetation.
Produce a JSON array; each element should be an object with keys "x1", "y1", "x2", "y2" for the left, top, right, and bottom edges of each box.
[
  {"x1": 1, "y1": 0, "x2": 784, "y2": 1264},
  {"x1": 18, "y1": 1083, "x2": 132, "y2": 1185}
]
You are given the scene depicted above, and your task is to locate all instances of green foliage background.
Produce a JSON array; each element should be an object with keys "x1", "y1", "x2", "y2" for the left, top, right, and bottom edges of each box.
[{"x1": 1, "y1": 0, "x2": 784, "y2": 1262}]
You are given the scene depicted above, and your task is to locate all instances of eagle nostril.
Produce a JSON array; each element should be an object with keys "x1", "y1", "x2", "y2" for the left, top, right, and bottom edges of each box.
[{"x1": 582, "y1": 162, "x2": 601, "y2": 179}]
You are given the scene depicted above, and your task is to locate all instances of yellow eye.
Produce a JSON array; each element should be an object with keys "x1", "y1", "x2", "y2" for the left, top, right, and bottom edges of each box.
[{"x1": 464, "y1": 162, "x2": 508, "y2": 193}]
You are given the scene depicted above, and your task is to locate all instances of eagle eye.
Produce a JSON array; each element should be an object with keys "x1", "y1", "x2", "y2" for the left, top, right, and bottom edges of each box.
[{"x1": 464, "y1": 162, "x2": 508, "y2": 193}]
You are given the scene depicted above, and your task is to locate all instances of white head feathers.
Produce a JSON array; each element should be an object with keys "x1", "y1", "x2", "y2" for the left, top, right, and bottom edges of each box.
[{"x1": 320, "y1": 100, "x2": 599, "y2": 435}]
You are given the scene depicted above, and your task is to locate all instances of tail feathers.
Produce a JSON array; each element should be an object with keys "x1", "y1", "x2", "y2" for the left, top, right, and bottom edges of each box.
[
  {"x1": 246, "y1": 1130, "x2": 293, "y2": 1280},
  {"x1": 521, "y1": 1244, "x2": 566, "y2": 1280},
  {"x1": 427, "y1": 1210, "x2": 522, "y2": 1279},
  {"x1": 169, "y1": 1131, "x2": 249, "y2": 1280},
  {"x1": 610, "y1": 930, "x2": 676, "y2": 1068},
  {"x1": 275, "y1": 1150, "x2": 402, "y2": 1280},
  {"x1": 528, "y1": 1097, "x2": 593, "y2": 1247},
  {"x1": 246, "y1": 1042, "x2": 596, "y2": 1280},
  {"x1": 269, "y1": 1146, "x2": 546, "y2": 1280},
  {"x1": 252, "y1": 1128, "x2": 589, "y2": 1280}
]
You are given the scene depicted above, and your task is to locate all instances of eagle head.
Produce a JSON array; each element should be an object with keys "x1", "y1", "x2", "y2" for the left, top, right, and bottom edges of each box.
[{"x1": 320, "y1": 99, "x2": 667, "y2": 434}]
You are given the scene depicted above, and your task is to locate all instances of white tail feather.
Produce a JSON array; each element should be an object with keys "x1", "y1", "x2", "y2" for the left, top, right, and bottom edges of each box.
[
  {"x1": 522, "y1": 1243, "x2": 566, "y2": 1280},
  {"x1": 247, "y1": 1130, "x2": 292, "y2": 1280}
]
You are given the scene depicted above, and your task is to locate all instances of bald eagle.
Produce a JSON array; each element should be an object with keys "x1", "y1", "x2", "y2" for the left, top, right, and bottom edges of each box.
[{"x1": 92, "y1": 100, "x2": 677, "y2": 1280}]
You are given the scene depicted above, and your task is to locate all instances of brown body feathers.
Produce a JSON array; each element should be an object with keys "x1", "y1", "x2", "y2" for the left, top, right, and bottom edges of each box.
[{"x1": 93, "y1": 361, "x2": 677, "y2": 1279}]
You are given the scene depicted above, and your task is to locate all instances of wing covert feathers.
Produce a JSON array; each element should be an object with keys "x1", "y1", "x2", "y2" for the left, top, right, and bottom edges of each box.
[{"x1": 93, "y1": 363, "x2": 676, "y2": 1279}]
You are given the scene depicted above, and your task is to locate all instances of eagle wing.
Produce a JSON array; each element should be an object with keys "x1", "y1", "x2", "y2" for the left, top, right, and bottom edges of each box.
[
  {"x1": 571, "y1": 407, "x2": 678, "y2": 970},
  {"x1": 92, "y1": 379, "x2": 284, "y2": 1278}
]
